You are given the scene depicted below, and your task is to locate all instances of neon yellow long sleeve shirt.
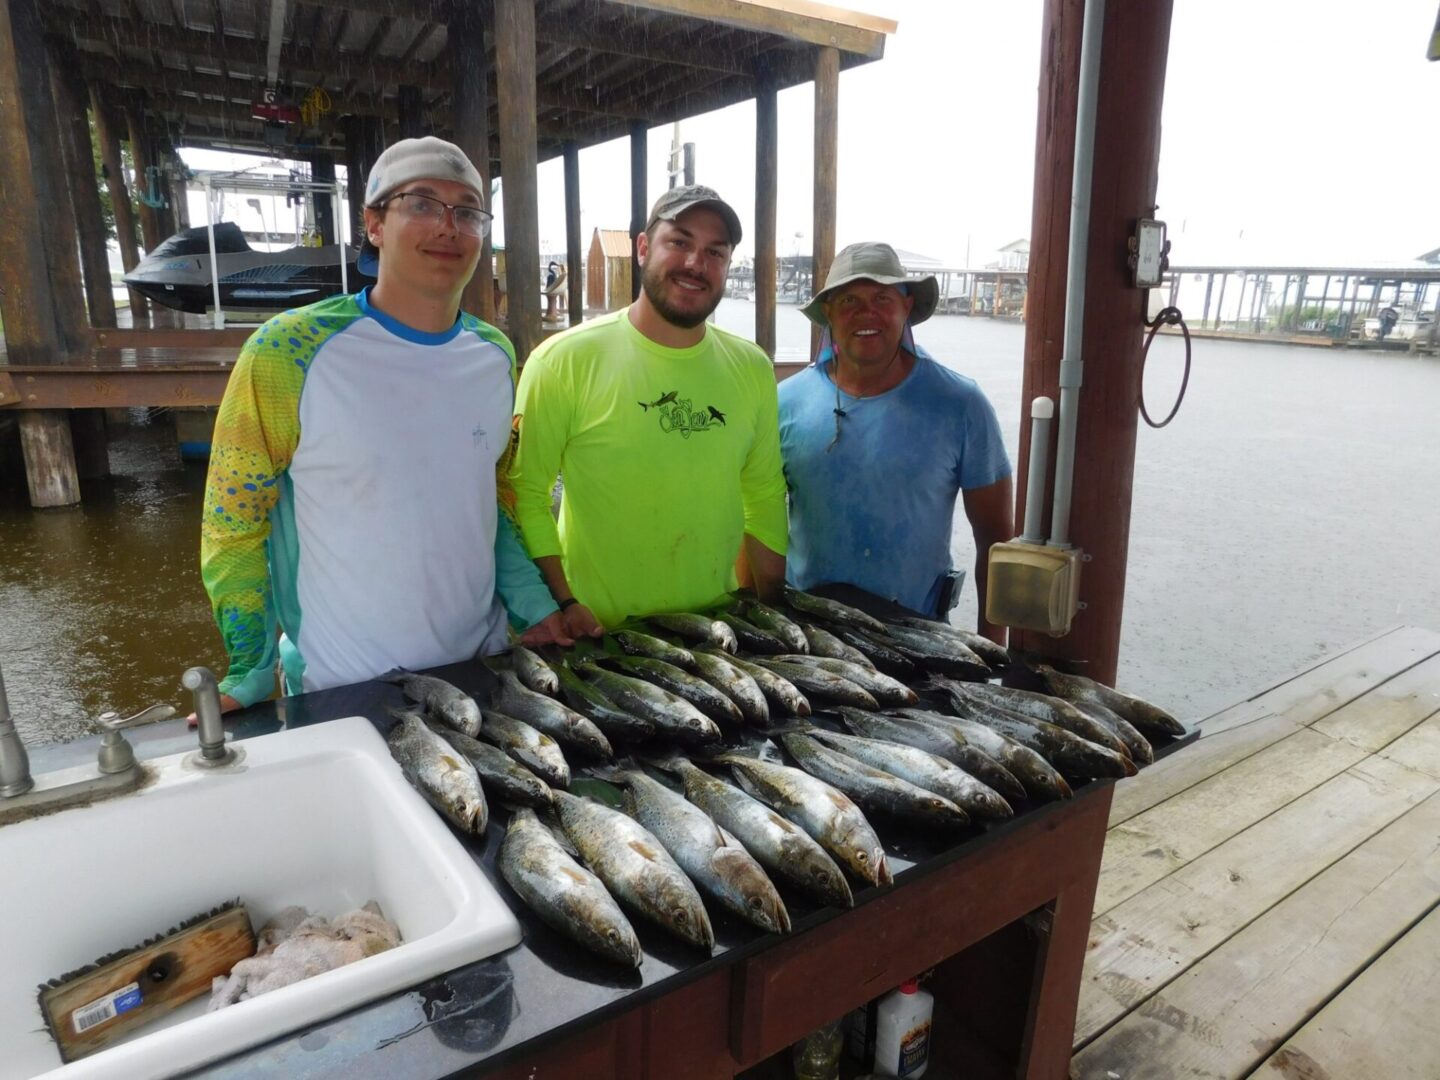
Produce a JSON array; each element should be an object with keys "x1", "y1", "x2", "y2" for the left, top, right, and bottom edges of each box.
[{"x1": 509, "y1": 309, "x2": 788, "y2": 627}]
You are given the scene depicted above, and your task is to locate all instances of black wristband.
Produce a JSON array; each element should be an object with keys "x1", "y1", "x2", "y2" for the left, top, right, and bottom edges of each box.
[{"x1": 557, "y1": 598, "x2": 579, "y2": 612}]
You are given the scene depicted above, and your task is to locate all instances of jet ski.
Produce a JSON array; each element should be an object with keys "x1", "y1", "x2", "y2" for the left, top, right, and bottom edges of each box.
[{"x1": 123, "y1": 222, "x2": 374, "y2": 314}]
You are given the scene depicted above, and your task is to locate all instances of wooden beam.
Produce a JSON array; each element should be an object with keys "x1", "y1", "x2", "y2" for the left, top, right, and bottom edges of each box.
[
  {"x1": 810, "y1": 45, "x2": 838, "y2": 359},
  {"x1": 754, "y1": 68, "x2": 778, "y2": 358},
  {"x1": 51, "y1": 45, "x2": 118, "y2": 329},
  {"x1": 1014, "y1": 0, "x2": 1177, "y2": 685},
  {"x1": 451, "y1": 0, "x2": 494, "y2": 322},
  {"x1": 608, "y1": 0, "x2": 890, "y2": 59},
  {"x1": 494, "y1": 0, "x2": 541, "y2": 360},
  {"x1": 0, "y1": 364, "x2": 235, "y2": 409},
  {"x1": 564, "y1": 139, "x2": 583, "y2": 325}
]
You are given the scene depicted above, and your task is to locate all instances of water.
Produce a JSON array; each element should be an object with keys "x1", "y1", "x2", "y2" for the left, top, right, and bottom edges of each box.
[
  {"x1": 0, "y1": 412, "x2": 225, "y2": 745},
  {"x1": 3, "y1": 309, "x2": 1438, "y2": 745}
]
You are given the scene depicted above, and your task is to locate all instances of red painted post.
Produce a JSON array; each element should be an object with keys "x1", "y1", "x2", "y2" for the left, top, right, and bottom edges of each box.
[{"x1": 1013, "y1": 0, "x2": 1177, "y2": 686}]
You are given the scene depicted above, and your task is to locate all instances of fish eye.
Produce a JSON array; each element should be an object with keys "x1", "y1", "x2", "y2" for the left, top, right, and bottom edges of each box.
[{"x1": 856, "y1": 851, "x2": 869, "y2": 862}]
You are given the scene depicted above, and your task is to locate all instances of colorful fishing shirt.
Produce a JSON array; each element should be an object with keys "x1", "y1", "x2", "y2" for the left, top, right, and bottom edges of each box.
[{"x1": 201, "y1": 288, "x2": 556, "y2": 706}]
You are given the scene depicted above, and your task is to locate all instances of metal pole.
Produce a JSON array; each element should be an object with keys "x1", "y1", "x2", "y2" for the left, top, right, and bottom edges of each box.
[
  {"x1": 205, "y1": 175, "x2": 224, "y2": 329},
  {"x1": 1048, "y1": 0, "x2": 1107, "y2": 550}
]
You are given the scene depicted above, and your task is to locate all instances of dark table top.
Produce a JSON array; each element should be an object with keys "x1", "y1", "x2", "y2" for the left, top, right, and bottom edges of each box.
[{"x1": 25, "y1": 593, "x2": 1194, "y2": 1079}]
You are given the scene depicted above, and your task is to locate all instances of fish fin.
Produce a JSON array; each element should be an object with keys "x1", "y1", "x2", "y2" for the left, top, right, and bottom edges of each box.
[
  {"x1": 385, "y1": 704, "x2": 426, "y2": 723},
  {"x1": 376, "y1": 667, "x2": 412, "y2": 685},
  {"x1": 586, "y1": 761, "x2": 632, "y2": 784}
]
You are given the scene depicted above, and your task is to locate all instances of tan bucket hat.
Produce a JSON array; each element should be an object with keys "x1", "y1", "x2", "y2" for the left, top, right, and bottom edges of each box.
[{"x1": 800, "y1": 241, "x2": 939, "y2": 328}]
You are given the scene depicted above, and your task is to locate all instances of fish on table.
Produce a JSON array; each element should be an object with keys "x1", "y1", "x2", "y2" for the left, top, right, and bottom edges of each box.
[
  {"x1": 552, "y1": 789, "x2": 714, "y2": 951},
  {"x1": 688, "y1": 649, "x2": 771, "y2": 727},
  {"x1": 380, "y1": 670, "x2": 483, "y2": 738},
  {"x1": 892, "y1": 708, "x2": 1074, "y2": 802},
  {"x1": 779, "y1": 733, "x2": 970, "y2": 830},
  {"x1": 492, "y1": 670, "x2": 614, "y2": 759},
  {"x1": 432, "y1": 724, "x2": 554, "y2": 809},
  {"x1": 645, "y1": 612, "x2": 738, "y2": 654},
  {"x1": 650, "y1": 754, "x2": 852, "y2": 909},
  {"x1": 386, "y1": 707, "x2": 487, "y2": 833},
  {"x1": 597, "y1": 654, "x2": 744, "y2": 726},
  {"x1": 511, "y1": 646, "x2": 560, "y2": 696},
  {"x1": 499, "y1": 807, "x2": 643, "y2": 967},
  {"x1": 713, "y1": 749, "x2": 892, "y2": 888},
  {"x1": 834, "y1": 707, "x2": 1026, "y2": 804},
  {"x1": 597, "y1": 763, "x2": 791, "y2": 934},
  {"x1": 477, "y1": 710, "x2": 571, "y2": 789},
  {"x1": 712, "y1": 651, "x2": 812, "y2": 718},
  {"x1": 576, "y1": 662, "x2": 723, "y2": 745},
  {"x1": 552, "y1": 661, "x2": 656, "y2": 741}
]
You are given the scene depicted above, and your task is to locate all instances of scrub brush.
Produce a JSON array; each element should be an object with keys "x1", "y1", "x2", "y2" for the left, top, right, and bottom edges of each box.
[{"x1": 37, "y1": 899, "x2": 256, "y2": 1063}]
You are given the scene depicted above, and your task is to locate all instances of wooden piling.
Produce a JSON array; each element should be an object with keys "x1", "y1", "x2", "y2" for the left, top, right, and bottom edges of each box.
[
  {"x1": 630, "y1": 120, "x2": 647, "y2": 302},
  {"x1": 564, "y1": 140, "x2": 583, "y2": 327},
  {"x1": 13, "y1": 0, "x2": 89, "y2": 357},
  {"x1": 397, "y1": 85, "x2": 425, "y2": 139},
  {"x1": 450, "y1": 0, "x2": 495, "y2": 322},
  {"x1": 754, "y1": 69, "x2": 778, "y2": 359},
  {"x1": 0, "y1": 0, "x2": 62, "y2": 365},
  {"x1": 125, "y1": 106, "x2": 163, "y2": 254},
  {"x1": 1013, "y1": 0, "x2": 1177, "y2": 686},
  {"x1": 17, "y1": 413, "x2": 80, "y2": 508},
  {"x1": 811, "y1": 46, "x2": 839, "y2": 360},
  {"x1": 69, "y1": 411, "x2": 111, "y2": 480},
  {"x1": 311, "y1": 155, "x2": 336, "y2": 245},
  {"x1": 92, "y1": 90, "x2": 148, "y2": 322},
  {"x1": 51, "y1": 48, "x2": 117, "y2": 329},
  {"x1": 494, "y1": 0, "x2": 542, "y2": 360}
]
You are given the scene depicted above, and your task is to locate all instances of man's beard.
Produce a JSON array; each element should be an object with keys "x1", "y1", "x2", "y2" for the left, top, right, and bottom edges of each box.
[{"x1": 641, "y1": 262, "x2": 722, "y2": 329}]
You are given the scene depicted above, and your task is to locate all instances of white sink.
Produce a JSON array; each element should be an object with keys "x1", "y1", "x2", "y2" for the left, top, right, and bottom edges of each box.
[{"x1": 2, "y1": 716, "x2": 522, "y2": 1080}]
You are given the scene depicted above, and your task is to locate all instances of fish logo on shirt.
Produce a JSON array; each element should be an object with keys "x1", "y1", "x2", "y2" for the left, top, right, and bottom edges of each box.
[{"x1": 638, "y1": 390, "x2": 679, "y2": 411}]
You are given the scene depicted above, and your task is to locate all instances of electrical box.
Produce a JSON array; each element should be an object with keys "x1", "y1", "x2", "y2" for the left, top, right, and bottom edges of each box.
[{"x1": 985, "y1": 540, "x2": 1083, "y2": 636}]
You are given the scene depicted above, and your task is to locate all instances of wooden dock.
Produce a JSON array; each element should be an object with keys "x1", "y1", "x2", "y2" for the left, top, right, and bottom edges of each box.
[{"x1": 1072, "y1": 625, "x2": 1440, "y2": 1079}]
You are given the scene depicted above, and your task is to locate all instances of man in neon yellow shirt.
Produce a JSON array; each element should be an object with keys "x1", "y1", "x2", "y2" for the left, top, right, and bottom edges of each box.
[{"x1": 509, "y1": 186, "x2": 788, "y2": 634}]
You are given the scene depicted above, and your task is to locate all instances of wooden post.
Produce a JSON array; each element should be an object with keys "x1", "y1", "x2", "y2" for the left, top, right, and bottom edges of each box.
[
  {"x1": 494, "y1": 0, "x2": 541, "y2": 361},
  {"x1": 397, "y1": 84, "x2": 425, "y2": 139},
  {"x1": 450, "y1": 0, "x2": 494, "y2": 321},
  {"x1": 1013, "y1": 0, "x2": 1177, "y2": 686},
  {"x1": 12, "y1": 0, "x2": 89, "y2": 358},
  {"x1": 629, "y1": 120, "x2": 647, "y2": 302},
  {"x1": 125, "y1": 107, "x2": 163, "y2": 254},
  {"x1": 341, "y1": 115, "x2": 366, "y2": 248},
  {"x1": 0, "y1": 0, "x2": 60, "y2": 363},
  {"x1": 811, "y1": 46, "x2": 840, "y2": 360},
  {"x1": 18, "y1": 413, "x2": 81, "y2": 507},
  {"x1": 564, "y1": 140, "x2": 583, "y2": 326},
  {"x1": 69, "y1": 410, "x2": 111, "y2": 480},
  {"x1": 52, "y1": 49, "x2": 117, "y2": 329},
  {"x1": 311, "y1": 155, "x2": 336, "y2": 245},
  {"x1": 683, "y1": 142, "x2": 695, "y2": 186},
  {"x1": 754, "y1": 70, "x2": 778, "y2": 359},
  {"x1": 169, "y1": 143, "x2": 190, "y2": 229},
  {"x1": 92, "y1": 90, "x2": 148, "y2": 322}
]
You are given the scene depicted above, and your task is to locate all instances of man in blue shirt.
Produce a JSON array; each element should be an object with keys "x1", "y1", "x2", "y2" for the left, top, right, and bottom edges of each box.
[{"x1": 778, "y1": 242, "x2": 1013, "y2": 639}]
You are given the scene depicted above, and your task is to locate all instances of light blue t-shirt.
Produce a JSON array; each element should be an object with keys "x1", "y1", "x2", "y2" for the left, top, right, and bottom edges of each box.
[{"x1": 777, "y1": 348, "x2": 1010, "y2": 616}]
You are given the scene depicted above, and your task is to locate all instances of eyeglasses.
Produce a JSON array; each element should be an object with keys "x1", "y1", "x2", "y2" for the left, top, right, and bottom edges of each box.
[{"x1": 383, "y1": 192, "x2": 492, "y2": 237}]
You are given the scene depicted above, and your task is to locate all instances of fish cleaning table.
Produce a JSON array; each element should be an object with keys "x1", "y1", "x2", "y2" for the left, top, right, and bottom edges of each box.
[{"x1": 29, "y1": 625, "x2": 1188, "y2": 1079}]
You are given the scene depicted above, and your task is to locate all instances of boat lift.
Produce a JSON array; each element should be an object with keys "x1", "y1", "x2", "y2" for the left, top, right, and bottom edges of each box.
[{"x1": 199, "y1": 171, "x2": 350, "y2": 330}]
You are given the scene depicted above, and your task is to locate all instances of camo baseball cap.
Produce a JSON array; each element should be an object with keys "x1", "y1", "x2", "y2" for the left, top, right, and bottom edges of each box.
[{"x1": 645, "y1": 185, "x2": 742, "y2": 246}]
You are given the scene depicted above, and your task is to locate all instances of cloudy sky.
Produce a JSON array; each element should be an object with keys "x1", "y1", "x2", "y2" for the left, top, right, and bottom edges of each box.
[{"x1": 187, "y1": 0, "x2": 1440, "y2": 269}]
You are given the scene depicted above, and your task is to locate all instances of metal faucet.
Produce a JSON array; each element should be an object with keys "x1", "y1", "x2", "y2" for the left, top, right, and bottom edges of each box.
[
  {"x1": 183, "y1": 666, "x2": 237, "y2": 767},
  {"x1": 0, "y1": 661, "x2": 177, "y2": 822},
  {"x1": 0, "y1": 664, "x2": 34, "y2": 798}
]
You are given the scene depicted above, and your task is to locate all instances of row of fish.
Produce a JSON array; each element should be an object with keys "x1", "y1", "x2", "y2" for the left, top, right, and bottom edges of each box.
[{"x1": 377, "y1": 589, "x2": 1184, "y2": 969}]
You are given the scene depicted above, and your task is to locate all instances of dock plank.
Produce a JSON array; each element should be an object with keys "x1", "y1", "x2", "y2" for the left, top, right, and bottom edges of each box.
[
  {"x1": 1108, "y1": 713, "x2": 1305, "y2": 827},
  {"x1": 1072, "y1": 790, "x2": 1440, "y2": 1079},
  {"x1": 1200, "y1": 626, "x2": 1440, "y2": 736},
  {"x1": 1075, "y1": 754, "x2": 1439, "y2": 1045},
  {"x1": 1262, "y1": 902, "x2": 1440, "y2": 1080},
  {"x1": 1094, "y1": 728, "x2": 1369, "y2": 915},
  {"x1": 1377, "y1": 712, "x2": 1440, "y2": 781},
  {"x1": 1309, "y1": 653, "x2": 1440, "y2": 752}
]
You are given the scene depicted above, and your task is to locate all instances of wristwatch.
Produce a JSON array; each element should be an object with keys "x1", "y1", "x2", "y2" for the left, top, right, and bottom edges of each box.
[{"x1": 557, "y1": 598, "x2": 579, "y2": 612}]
